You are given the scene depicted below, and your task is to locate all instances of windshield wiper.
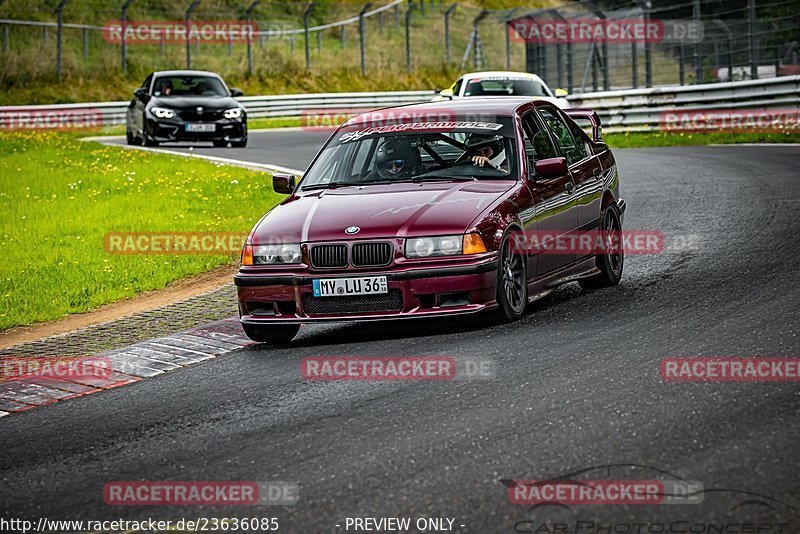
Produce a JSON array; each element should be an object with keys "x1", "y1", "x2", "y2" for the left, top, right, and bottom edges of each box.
[
  {"x1": 301, "y1": 182, "x2": 357, "y2": 191},
  {"x1": 410, "y1": 174, "x2": 476, "y2": 182}
]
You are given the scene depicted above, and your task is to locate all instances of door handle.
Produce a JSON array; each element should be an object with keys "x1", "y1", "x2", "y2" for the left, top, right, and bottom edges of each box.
[
  {"x1": 564, "y1": 182, "x2": 574, "y2": 194},
  {"x1": 593, "y1": 168, "x2": 602, "y2": 180}
]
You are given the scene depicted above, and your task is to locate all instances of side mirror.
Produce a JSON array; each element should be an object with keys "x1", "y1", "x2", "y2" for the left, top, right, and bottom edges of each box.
[
  {"x1": 534, "y1": 157, "x2": 568, "y2": 179},
  {"x1": 272, "y1": 173, "x2": 297, "y2": 194},
  {"x1": 230, "y1": 88, "x2": 244, "y2": 97},
  {"x1": 133, "y1": 87, "x2": 149, "y2": 100},
  {"x1": 439, "y1": 88, "x2": 455, "y2": 100},
  {"x1": 555, "y1": 88, "x2": 569, "y2": 98}
]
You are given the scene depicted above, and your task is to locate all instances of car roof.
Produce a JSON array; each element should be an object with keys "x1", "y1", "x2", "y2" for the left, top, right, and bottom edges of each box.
[
  {"x1": 347, "y1": 96, "x2": 557, "y2": 123},
  {"x1": 152, "y1": 70, "x2": 223, "y2": 78}
]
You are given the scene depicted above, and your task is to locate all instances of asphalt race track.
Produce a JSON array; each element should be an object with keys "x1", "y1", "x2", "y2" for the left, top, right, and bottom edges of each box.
[{"x1": 2, "y1": 132, "x2": 799, "y2": 532}]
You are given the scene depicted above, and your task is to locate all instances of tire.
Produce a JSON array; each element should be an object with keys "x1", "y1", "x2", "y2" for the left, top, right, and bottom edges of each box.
[
  {"x1": 231, "y1": 137, "x2": 247, "y2": 148},
  {"x1": 496, "y1": 230, "x2": 527, "y2": 321},
  {"x1": 143, "y1": 133, "x2": 159, "y2": 147},
  {"x1": 213, "y1": 140, "x2": 229, "y2": 147},
  {"x1": 242, "y1": 323, "x2": 299, "y2": 345},
  {"x1": 125, "y1": 127, "x2": 136, "y2": 145},
  {"x1": 579, "y1": 204, "x2": 624, "y2": 289}
]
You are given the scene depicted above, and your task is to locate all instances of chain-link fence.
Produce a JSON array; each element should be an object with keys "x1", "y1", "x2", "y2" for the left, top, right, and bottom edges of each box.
[{"x1": 0, "y1": 0, "x2": 797, "y2": 96}]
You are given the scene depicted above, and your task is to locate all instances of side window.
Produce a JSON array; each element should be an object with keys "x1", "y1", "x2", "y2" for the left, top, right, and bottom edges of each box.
[
  {"x1": 568, "y1": 121, "x2": 593, "y2": 159},
  {"x1": 521, "y1": 112, "x2": 558, "y2": 163},
  {"x1": 538, "y1": 107, "x2": 587, "y2": 165},
  {"x1": 141, "y1": 74, "x2": 153, "y2": 92},
  {"x1": 451, "y1": 78, "x2": 463, "y2": 96}
]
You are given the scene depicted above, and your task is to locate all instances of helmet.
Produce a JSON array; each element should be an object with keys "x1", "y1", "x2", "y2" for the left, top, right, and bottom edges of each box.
[
  {"x1": 465, "y1": 133, "x2": 503, "y2": 156},
  {"x1": 374, "y1": 138, "x2": 419, "y2": 179}
]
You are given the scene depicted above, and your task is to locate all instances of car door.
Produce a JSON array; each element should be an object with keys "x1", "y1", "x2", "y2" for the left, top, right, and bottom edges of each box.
[
  {"x1": 520, "y1": 109, "x2": 579, "y2": 276},
  {"x1": 539, "y1": 106, "x2": 604, "y2": 260},
  {"x1": 132, "y1": 74, "x2": 152, "y2": 135}
]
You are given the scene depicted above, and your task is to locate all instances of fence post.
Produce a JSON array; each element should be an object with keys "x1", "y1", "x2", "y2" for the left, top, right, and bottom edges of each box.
[
  {"x1": 631, "y1": 40, "x2": 638, "y2": 88},
  {"x1": 633, "y1": 0, "x2": 653, "y2": 87},
  {"x1": 341, "y1": 25, "x2": 345, "y2": 48},
  {"x1": 3, "y1": 25, "x2": 8, "y2": 53},
  {"x1": 359, "y1": 3, "x2": 372, "y2": 76},
  {"x1": 586, "y1": 3, "x2": 609, "y2": 91},
  {"x1": 185, "y1": 0, "x2": 201, "y2": 69},
  {"x1": 304, "y1": 2, "x2": 315, "y2": 70},
  {"x1": 43, "y1": 27, "x2": 48, "y2": 46},
  {"x1": 748, "y1": 0, "x2": 758, "y2": 79},
  {"x1": 56, "y1": 0, "x2": 68, "y2": 80},
  {"x1": 317, "y1": 29, "x2": 321, "y2": 54},
  {"x1": 505, "y1": 8, "x2": 518, "y2": 70},
  {"x1": 121, "y1": 0, "x2": 134, "y2": 72},
  {"x1": 395, "y1": 4, "x2": 399, "y2": 31},
  {"x1": 444, "y1": 3, "x2": 456, "y2": 65},
  {"x1": 406, "y1": 2, "x2": 416, "y2": 72},
  {"x1": 245, "y1": 0, "x2": 259, "y2": 75},
  {"x1": 693, "y1": 0, "x2": 701, "y2": 83},
  {"x1": 678, "y1": 45, "x2": 685, "y2": 85},
  {"x1": 82, "y1": 28, "x2": 88, "y2": 59}
]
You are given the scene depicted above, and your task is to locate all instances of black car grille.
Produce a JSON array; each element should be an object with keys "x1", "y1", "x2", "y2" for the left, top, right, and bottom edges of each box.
[
  {"x1": 303, "y1": 290, "x2": 403, "y2": 315},
  {"x1": 310, "y1": 244, "x2": 348, "y2": 268},
  {"x1": 179, "y1": 110, "x2": 223, "y2": 121},
  {"x1": 352, "y1": 242, "x2": 392, "y2": 267}
]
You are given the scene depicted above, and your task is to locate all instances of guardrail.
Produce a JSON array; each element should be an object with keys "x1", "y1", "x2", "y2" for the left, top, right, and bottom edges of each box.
[{"x1": 0, "y1": 76, "x2": 797, "y2": 131}]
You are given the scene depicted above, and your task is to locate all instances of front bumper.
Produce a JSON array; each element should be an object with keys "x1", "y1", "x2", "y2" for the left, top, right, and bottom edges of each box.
[
  {"x1": 146, "y1": 116, "x2": 247, "y2": 143},
  {"x1": 235, "y1": 260, "x2": 499, "y2": 324}
]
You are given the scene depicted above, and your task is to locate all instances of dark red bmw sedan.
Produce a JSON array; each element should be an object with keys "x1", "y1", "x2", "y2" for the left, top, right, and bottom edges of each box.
[{"x1": 235, "y1": 98, "x2": 625, "y2": 343}]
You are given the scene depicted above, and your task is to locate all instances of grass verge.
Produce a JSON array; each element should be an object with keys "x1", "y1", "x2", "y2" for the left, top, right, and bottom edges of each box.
[{"x1": 0, "y1": 131, "x2": 283, "y2": 331}]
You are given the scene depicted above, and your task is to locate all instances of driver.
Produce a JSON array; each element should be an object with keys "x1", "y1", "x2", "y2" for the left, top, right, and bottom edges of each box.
[
  {"x1": 466, "y1": 134, "x2": 507, "y2": 172},
  {"x1": 373, "y1": 138, "x2": 420, "y2": 180},
  {"x1": 157, "y1": 80, "x2": 173, "y2": 96}
]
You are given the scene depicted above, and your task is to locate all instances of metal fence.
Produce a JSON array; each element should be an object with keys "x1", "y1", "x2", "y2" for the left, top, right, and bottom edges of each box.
[
  {"x1": 0, "y1": 0, "x2": 798, "y2": 91},
  {"x1": 2, "y1": 76, "x2": 797, "y2": 132}
]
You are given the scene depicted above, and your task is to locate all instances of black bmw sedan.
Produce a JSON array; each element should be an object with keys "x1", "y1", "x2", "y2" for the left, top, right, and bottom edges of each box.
[{"x1": 125, "y1": 70, "x2": 247, "y2": 148}]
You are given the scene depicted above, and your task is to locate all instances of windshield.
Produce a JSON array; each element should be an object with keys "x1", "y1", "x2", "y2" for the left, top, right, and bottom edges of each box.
[
  {"x1": 152, "y1": 76, "x2": 228, "y2": 97},
  {"x1": 464, "y1": 78, "x2": 549, "y2": 97},
  {"x1": 300, "y1": 118, "x2": 518, "y2": 190}
]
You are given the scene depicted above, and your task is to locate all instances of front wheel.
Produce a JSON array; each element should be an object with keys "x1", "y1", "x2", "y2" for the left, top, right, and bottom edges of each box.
[
  {"x1": 231, "y1": 137, "x2": 247, "y2": 148},
  {"x1": 496, "y1": 231, "x2": 527, "y2": 321},
  {"x1": 242, "y1": 323, "x2": 299, "y2": 345},
  {"x1": 579, "y1": 205, "x2": 624, "y2": 289}
]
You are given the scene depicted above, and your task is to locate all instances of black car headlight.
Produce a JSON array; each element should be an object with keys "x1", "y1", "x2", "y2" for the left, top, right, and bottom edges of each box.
[
  {"x1": 223, "y1": 108, "x2": 243, "y2": 119},
  {"x1": 151, "y1": 107, "x2": 175, "y2": 119}
]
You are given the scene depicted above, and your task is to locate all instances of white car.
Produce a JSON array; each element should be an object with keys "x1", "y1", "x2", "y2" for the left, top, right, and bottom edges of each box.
[{"x1": 433, "y1": 71, "x2": 571, "y2": 109}]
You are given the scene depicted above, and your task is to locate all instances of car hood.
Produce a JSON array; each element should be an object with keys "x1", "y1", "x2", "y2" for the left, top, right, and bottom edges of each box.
[
  {"x1": 148, "y1": 95, "x2": 240, "y2": 111},
  {"x1": 251, "y1": 181, "x2": 514, "y2": 244}
]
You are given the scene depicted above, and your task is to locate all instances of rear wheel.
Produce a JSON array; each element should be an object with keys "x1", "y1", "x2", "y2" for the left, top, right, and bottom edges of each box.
[
  {"x1": 579, "y1": 205, "x2": 624, "y2": 289},
  {"x1": 242, "y1": 323, "x2": 299, "y2": 345},
  {"x1": 496, "y1": 230, "x2": 527, "y2": 321}
]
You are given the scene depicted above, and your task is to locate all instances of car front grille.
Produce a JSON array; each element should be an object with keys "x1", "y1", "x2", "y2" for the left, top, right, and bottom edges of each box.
[
  {"x1": 179, "y1": 110, "x2": 223, "y2": 121},
  {"x1": 310, "y1": 244, "x2": 349, "y2": 268},
  {"x1": 352, "y1": 242, "x2": 392, "y2": 267},
  {"x1": 303, "y1": 290, "x2": 403, "y2": 315}
]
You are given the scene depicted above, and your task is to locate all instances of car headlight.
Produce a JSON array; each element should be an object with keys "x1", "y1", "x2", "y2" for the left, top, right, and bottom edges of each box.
[
  {"x1": 243, "y1": 243, "x2": 301, "y2": 265},
  {"x1": 404, "y1": 233, "x2": 487, "y2": 258},
  {"x1": 151, "y1": 107, "x2": 175, "y2": 119},
  {"x1": 223, "y1": 107, "x2": 243, "y2": 119}
]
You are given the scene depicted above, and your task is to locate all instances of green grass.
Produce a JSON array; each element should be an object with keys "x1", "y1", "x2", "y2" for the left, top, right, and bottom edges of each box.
[
  {"x1": 602, "y1": 130, "x2": 800, "y2": 148},
  {"x1": 0, "y1": 131, "x2": 283, "y2": 330}
]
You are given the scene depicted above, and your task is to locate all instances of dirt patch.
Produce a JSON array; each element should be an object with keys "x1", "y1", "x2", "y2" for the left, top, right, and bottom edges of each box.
[{"x1": 0, "y1": 264, "x2": 238, "y2": 350}]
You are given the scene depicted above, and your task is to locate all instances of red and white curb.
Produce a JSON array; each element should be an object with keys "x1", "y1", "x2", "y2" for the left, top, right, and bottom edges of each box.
[{"x1": 0, "y1": 318, "x2": 254, "y2": 417}]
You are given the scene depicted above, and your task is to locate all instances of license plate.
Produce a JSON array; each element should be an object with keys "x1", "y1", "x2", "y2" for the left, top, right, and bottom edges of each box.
[
  {"x1": 185, "y1": 123, "x2": 216, "y2": 132},
  {"x1": 312, "y1": 276, "x2": 388, "y2": 297}
]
